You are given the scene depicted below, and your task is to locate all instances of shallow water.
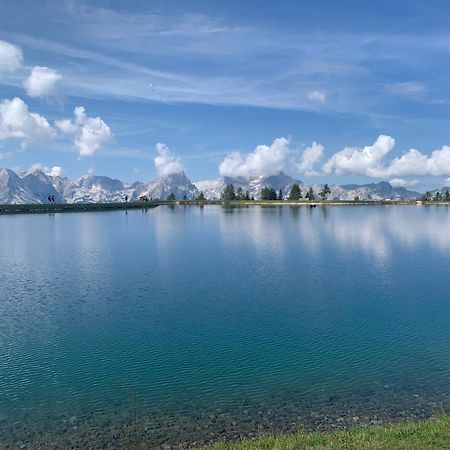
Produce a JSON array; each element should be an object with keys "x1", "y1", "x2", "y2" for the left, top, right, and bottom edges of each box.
[{"x1": 1, "y1": 205, "x2": 449, "y2": 448}]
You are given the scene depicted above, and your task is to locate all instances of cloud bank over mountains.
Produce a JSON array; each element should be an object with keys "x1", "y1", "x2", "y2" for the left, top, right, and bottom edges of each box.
[
  {"x1": 215, "y1": 135, "x2": 450, "y2": 181},
  {"x1": 219, "y1": 138, "x2": 324, "y2": 178}
]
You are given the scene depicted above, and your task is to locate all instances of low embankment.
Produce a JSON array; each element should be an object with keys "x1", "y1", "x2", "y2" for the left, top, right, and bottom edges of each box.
[
  {"x1": 204, "y1": 415, "x2": 450, "y2": 450},
  {"x1": 0, "y1": 201, "x2": 160, "y2": 215}
]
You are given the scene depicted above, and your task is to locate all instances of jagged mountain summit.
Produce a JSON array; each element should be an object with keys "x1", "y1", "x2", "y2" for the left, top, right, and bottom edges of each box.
[
  {"x1": 0, "y1": 169, "x2": 198, "y2": 204},
  {"x1": 0, "y1": 168, "x2": 424, "y2": 204},
  {"x1": 131, "y1": 172, "x2": 198, "y2": 201}
]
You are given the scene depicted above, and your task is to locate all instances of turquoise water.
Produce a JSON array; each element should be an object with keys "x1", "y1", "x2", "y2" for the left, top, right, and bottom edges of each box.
[{"x1": 1, "y1": 205, "x2": 450, "y2": 448}]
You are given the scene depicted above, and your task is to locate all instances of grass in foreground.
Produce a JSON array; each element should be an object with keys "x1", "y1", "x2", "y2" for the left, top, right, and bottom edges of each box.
[{"x1": 204, "y1": 415, "x2": 450, "y2": 450}]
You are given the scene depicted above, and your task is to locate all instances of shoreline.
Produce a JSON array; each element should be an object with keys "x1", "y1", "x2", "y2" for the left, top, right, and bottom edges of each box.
[
  {"x1": 1, "y1": 199, "x2": 450, "y2": 215},
  {"x1": 203, "y1": 415, "x2": 450, "y2": 450}
]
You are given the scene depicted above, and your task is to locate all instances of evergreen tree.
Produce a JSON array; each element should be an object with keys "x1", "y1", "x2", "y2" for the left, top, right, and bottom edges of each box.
[
  {"x1": 277, "y1": 189, "x2": 283, "y2": 201},
  {"x1": 305, "y1": 187, "x2": 315, "y2": 201},
  {"x1": 421, "y1": 191, "x2": 431, "y2": 201},
  {"x1": 236, "y1": 186, "x2": 244, "y2": 200},
  {"x1": 433, "y1": 191, "x2": 442, "y2": 202},
  {"x1": 167, "y1": 192, "x2": 176, "y2": 201},
  {"x1": 319, "y1": 183, "x2": 331, "y2": 201},
  {"x1": 445, "y1": 190, "x2": 450, "y2": 201},
  {"x1": 354, "y1": 195, "x2": 360, "y2": 202},
  {"x1": 221, "y1": 184, "x2": 236, "y2": 201},
  {"x1": 251, "y1": 195, "x2": 255, "y2": 201},
  {"x1": 288, "y1": 183, "x2": 301, "y2": 201},
  {"x1": 244, "y1": 191, "x2": 250, "y2": 200},
  {"x1": 260, "y1": 187, "x2": 278, "y2": 200}
]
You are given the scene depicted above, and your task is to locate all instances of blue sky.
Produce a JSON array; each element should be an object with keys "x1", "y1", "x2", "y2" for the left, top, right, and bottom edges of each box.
[{"x1": 1, "y1": 0, "x2": 450, "y2": 190}]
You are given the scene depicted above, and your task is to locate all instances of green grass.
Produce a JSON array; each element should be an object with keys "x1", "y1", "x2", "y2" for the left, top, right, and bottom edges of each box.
[{"x1": 204, "y1": 415, "x2": 450, "y2": 450}]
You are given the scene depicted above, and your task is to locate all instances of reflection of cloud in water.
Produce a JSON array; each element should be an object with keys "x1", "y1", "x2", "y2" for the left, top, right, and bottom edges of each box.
[
  {"x1": 218, "y1": 206, "x2": 286, "y2": 260},
  {"x1": 324, "y1": 206, "x2": 450, "y2": 258}
]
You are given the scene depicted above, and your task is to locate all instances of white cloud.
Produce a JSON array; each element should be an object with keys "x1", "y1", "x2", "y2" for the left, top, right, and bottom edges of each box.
[
  {"x1": 296, "y1": 142, "x2": 324, "y2": 175},
  {"x1": 154, "y1": 143, "x2": 184, "y2": 176},
  {"x1": 445, "y1": 178, "x2": 450, "y2": 187},
  {"x1": 323, "y1": 135, "x2": 450, "y2": 178},
  {"x1": 23, "y1": 66, "x2": 62, "y2": 98},
  {"x1": 56, "y1": 106, "x2": 113, "y2": 157},
  {"x1": 389, "y1": 178, "x2": 419, "y2": 188},
  {"x1": 308, "y1": 90, "x2": 326, "y2": 103},
  {"x1": 0, "y1": 97, "x2": 55, "y2": 147},
  {"x1": 219, "y1": 137, "x2": 323, "y2": 178},
  {"x1": 28, "y1": 163, "x2": 63, "y2": 177},
  {"x1": 0, "y1": 40, "x2": 23, "y2": 73},
  {"x1": 322, "y1": 135, "x2": 395, "y2": 177},
  {"x1": 48, "y1": 165, "x2": 63, "y2": 177}
]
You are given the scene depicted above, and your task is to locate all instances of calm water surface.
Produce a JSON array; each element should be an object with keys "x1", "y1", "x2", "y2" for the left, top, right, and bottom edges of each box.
[{"x1": 1, "y1": 205, "x2": 449, "y2": 448}]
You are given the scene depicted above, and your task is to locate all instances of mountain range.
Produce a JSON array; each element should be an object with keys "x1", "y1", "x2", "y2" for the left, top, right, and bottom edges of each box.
[{"x1": 0, "y1": 168, "x2": 440, "y2": 204}]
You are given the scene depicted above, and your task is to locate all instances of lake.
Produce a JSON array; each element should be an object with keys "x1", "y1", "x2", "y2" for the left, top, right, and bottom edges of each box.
[{"x1": 1, "y1": 205, "x2": 449, "y2": 448}]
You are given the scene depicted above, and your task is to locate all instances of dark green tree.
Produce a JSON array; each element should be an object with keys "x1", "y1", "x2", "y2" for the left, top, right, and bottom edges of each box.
[
  {"x1": 244, "y1": 191, "x2": 250, "y2": 200},
  {"x1": 305, "y1": 187, "x2": 315, "y2": 201},
  {"x1": 445, "y1": 190, "x2": 450, "y2": 201},
  {"x1": 319, "y1": 183, "x2": 331, "y2": 201},
  {"x1": 354, "y1": 195, "x2": 360, "y2": 202},
  {"x1": 221, "y1": 184, "x2": 236, "y2": 201},
  {"x1": 433, "y1": 191, "x2": 442, "y2": 202},
  {"x1": 236, "y1": 186, "x2": 244, "y2": 200},
  {"x1": 260, "y1": 187, "x2": 278, "y2": 200},
  {"x1": 167, "y1": 192, "x2": 176, "y2": 201},
  {"x1": 288, "y1": 183, "x2": 301, "y2": 201},
  {"x1": 421, "y1": 191, "x2": 431, "y2": 201},
  {"x1": 277, "y1": 189, "x2": 283, "y2": 201}
]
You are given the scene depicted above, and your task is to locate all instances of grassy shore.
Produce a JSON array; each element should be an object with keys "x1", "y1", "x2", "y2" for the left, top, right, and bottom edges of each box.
[
  {"x1": 204, "y1": 415, "x2": 450, "y2": 450},
  {"x1": 1, "y1": 199, "x2": 450, "y2": 215}
]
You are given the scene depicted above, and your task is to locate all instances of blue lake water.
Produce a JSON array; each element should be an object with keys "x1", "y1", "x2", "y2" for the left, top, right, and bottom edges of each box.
[{"x1": 1, "y1": 205, "x2": 450, "y2": 448}]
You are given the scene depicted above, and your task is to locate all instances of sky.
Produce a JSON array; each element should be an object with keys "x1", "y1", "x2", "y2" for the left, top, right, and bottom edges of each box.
[{"x1": 1, "y1": 0, "x2": 450, "y2": 190}]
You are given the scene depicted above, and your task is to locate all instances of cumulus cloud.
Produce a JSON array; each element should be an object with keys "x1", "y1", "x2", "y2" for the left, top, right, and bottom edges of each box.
[
  {"x1": 323, "y1": 135, "x2": 450, "y2": 178},
  {"x1": 308, "y1": 90, "x2": 326, "y2": 103},
  {"x1": 29, "y1": 163, "x2": 63, "y2": 177},
  {"x1": 23, "y1": 66, "x2": 62, "y2": 99},
  {"x1": 296, "y1": 142, "x2": 324, "y2": 176},
  {"x1": 0, "y1": 40, "x2": 23, "y2": 73},
  {"x1": 322, "y1": 135, "x2": 395, "y2": 177},
  {"x1": 389, "y1": 178, "x2": 419, "y2": 188},
  {"x1": 219, "y1": 137, "x2": 323, "y2": 178},
  {"x1": 154, "y1": 143, "x2": 184, "y2": 176},
  {"x1": 56, "y1": 106, "x2": 113, "y2": 157},
  {"x1": 0, "y1": 97, "x2": 55, "y2": 147}
]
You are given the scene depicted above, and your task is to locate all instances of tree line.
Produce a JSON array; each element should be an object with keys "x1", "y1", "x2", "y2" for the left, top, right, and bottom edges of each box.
[
  {"x1": 221, "y1": 183, "x2": 332, "y2": 201},
  {"x1": 420, "y1": 190, "x2": 450, "y2": 202}
]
